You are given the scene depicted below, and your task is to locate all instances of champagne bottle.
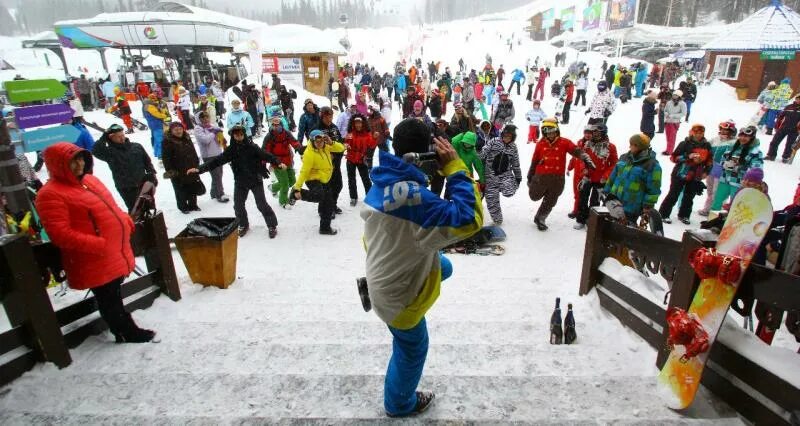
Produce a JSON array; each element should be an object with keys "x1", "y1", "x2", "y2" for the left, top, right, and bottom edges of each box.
[
  {"x1": 550, "y1": 297, "x2": 563, "y2": 345},
  {"x1": 564, "y1": 303, "x2": 577, "y2": 344}
]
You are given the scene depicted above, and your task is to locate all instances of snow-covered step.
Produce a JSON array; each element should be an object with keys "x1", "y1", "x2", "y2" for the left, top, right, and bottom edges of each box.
[
  {"x1": 0, "y1": 373, "x2": 741, "y2": 423},
  {"x1": 62, "y1": 341, "x2": 651, "y2": 377},
  {"x1": 0, "y1": 413, "x2": 743, "y2": 425},
  {"x1": 127, "y1": 320, "x2": 546, "y2": 345},
  {"x1": 155, "y1": 301, "x2": 585, "y2": 323}
]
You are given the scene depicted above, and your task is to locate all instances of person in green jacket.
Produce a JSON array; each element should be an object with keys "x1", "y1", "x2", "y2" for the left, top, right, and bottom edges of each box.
[{"x1": 451, "y1": 131, "x2": 485, "y2": 185}]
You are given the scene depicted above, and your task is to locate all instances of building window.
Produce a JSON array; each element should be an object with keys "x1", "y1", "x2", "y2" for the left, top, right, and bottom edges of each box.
[{"x1": 713, "y1": 55, "x2": 742, "y2": 80}]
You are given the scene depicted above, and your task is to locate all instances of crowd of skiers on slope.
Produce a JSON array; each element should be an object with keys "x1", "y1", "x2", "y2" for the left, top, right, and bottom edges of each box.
[{"x1": 7, "y1": 44, "x2": 800, "y2": 421}]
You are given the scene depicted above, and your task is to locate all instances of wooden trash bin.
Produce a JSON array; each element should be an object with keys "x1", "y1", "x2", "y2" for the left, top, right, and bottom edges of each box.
[{"x1": 174, "y1": 218, "x2": 238, "y2": 289}]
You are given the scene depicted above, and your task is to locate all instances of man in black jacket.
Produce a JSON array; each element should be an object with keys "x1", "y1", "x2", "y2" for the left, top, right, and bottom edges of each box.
[
  {"x1": 92, "y1": 124, "x2": 157, "y2": 211},
  {"x1": 188, "y1": 125, "x2": 284, "y2": 238}
]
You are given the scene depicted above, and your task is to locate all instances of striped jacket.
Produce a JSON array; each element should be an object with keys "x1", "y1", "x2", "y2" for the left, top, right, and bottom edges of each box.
[{"x1": 361, "y1": 150, "x2": 483, "y2": 329}]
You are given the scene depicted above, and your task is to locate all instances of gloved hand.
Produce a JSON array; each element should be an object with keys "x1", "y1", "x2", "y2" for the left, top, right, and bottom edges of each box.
[
  {"x1": 478, "y1": 182, "x2": 486, "y2": 193},
  {"x1": 515, "y1": 177, "x2": 521, "y2": 188},
  {"x1": 296, "y1": 145, "x2": 306, "y2": 156}
]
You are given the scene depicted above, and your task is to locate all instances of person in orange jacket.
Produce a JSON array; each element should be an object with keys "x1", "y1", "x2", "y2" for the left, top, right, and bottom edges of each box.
[{"x1": 107, "y1": 87, "x2": 134, "y2": 134}]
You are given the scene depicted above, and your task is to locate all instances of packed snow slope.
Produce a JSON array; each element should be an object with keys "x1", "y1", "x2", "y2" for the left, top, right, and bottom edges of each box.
[{"x1": 4, "y1": 13, "x2": 797, "y2": 424}]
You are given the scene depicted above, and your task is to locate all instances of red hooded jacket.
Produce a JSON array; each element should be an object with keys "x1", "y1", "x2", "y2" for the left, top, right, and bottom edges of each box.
[
  {"x1": 345, "y1": 130, "x2": 377, "y2": 164},
  {"x1": 36, "y1": 143, "x2": 135, "y2": 290}
]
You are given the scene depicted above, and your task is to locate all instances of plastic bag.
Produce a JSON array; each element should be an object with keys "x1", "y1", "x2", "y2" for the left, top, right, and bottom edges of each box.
[{"x1": 183, "y1": 218, "x2": 239, "y2": 241}]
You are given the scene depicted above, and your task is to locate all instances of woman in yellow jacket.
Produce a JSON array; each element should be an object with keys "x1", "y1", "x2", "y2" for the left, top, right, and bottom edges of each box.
[{"x1": 291, "y1": 129, "x2": 345, "y2": 235}]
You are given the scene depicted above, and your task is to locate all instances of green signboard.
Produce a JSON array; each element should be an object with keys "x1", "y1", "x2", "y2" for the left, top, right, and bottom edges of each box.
[
  {"x1": 3, "y1": 79, "x2": 66, "y2": 104},
  {"x1": 761, "y1": 50, "x2": 796, "y2": 60}
]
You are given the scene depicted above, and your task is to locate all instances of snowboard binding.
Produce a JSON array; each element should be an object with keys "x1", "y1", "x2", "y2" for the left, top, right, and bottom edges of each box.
[
  {"x1": 666, "y1": 307, "x2": 710, "y2": 362},
  {"x1": 688, "y1": 248, "x2": 743, "y2": 284}
]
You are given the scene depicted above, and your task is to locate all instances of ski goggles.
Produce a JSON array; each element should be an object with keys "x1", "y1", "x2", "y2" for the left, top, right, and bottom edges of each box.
[
  {"x1": 719, "y1": 122, "x2": 735, "y2": 131},
  {"x1": 739, "y1": 127, "x2": 757, "y2": 136}
]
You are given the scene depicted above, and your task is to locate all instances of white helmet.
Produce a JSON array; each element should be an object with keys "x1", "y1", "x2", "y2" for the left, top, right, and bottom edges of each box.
[{"x1": 673, "y1": 90, "x2": 683, "y2": 98}]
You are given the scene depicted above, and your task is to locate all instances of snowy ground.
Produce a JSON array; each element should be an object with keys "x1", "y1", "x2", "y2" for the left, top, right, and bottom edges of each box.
[{"x1": 0, "y1": 12, "x2": 796, "y2": 424}]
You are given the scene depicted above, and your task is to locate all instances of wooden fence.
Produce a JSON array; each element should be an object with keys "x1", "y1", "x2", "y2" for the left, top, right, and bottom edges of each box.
[
  {"x1": 0, "y1": 212, "x2": 179, "y2": 386},
  {"x1": 579, "y1": 208, "x2": 800, "y2": 425}
]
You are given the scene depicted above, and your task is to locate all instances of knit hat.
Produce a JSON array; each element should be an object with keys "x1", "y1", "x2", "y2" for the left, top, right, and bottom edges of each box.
[
  {"x1": 169, "y1": 121, "x2": 184, "y2": 131},
  {"x1": 673, "y1": 90, "x2": 683, "y2": 98},
  {"x1": 501, "y1": 124, "x2": 517, "y2": 142},
  {"x1": 413, "y1": 100, "x2": 423, "y2": 109},
  {"x1": 309, "y1": 129, "x2": 325, "y2": 140},
  {"x1": 629, "y1": 133, "x2": 651, "y2": 149},
  {"x1": 743, "y1": 167, "x2": 764, "y2": 183},
  {"x1": 393, "y1": 118, "x2": 432, "y2": 156}
]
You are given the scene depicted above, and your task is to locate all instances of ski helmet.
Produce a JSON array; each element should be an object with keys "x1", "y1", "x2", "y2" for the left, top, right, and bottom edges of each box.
[
  {"x1": 597, "y1": 81, "x2": 608, "y2": 92},
  {"x1": 719, "y1": 120, "x2": 736, "y2": 134},
  {"x1": 501, "y1": 124, "x2": 517, "y2": 142},
  {"x1": 541, "y1": 117, "x2": 560, "y2": 135}
]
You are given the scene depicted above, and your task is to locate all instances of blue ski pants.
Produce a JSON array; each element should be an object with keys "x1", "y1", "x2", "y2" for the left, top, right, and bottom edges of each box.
[{"x1": 384, "y1": 253, "x2": 451, "y2": 415}]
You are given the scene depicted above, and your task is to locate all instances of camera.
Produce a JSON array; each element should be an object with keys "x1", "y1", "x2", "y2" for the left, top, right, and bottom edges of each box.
[{"x1": 401, "y1": 133, "x2": 438, "y2": 165}]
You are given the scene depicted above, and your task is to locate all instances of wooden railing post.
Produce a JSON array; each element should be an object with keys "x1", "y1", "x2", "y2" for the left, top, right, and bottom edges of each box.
[
  {"x1": 0, "y1": 234, "x2": 71, "y2": 368},
  {"x1": 579, "y1": 208, "x2": 611, "y2": 296},
  {"x1": 656, "y1": 230, "x2": 716, "y2": 368},
  {"x1": 144, "y1": 212, "x2": 181, "y2": 301}
]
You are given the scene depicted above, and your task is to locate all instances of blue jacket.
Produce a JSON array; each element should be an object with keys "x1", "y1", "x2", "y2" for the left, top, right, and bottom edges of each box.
[
  {"x1": 511, "y1": 69, "x2": 525, "y2": 83},
  {"x1": 395, "y1": 75, "x2": 407, "y2": 92},
  {"x1": 72, "y1": 122, "x2": 95, "y2": 151},
  {"x1": 360, "y1": 73, "x2": 372, "y2": 86},
  {"x1": 227, "y1": 109, "x2": 255, "y2": 136},
  {"x1": 361, "y1": 151, "x2": 483, "y2": 329},
  {"x1": 297, "y1": 107, "x2": 321, "y2": 145},
  {"x1": 635, "y1": 67, "x2": 648, "y2": 85}
]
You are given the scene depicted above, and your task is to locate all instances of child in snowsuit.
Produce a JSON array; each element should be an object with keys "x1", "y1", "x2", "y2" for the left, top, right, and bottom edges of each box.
[
  {"x1": 525, "y1": 99, "x2": 547, "y2": 143},
  {"x1": 711, "y1": 125, "x2": 764, "y2": 211},
  {"x1": 698, "y1": 120, "x2": 737, "y2": 216},
  {"x1": 263, "y1": 115, "x2": 303, "y2": 208},
  {"x1": 480, "y1": 125, "x2": 521, "y2": 225},
  {"x1": 475, "y1": 120, "x2": 498, "y2": 153}
]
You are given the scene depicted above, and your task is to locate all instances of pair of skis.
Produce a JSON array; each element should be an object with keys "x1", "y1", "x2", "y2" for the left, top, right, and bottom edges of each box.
[{"x1": 550, "y1": 297, "x2": 576, "y2": 345}]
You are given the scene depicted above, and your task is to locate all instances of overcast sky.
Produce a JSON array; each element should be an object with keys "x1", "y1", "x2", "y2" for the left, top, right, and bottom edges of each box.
[{"x1": 202, "y1": 0, "x2": 417, "y2": 16}]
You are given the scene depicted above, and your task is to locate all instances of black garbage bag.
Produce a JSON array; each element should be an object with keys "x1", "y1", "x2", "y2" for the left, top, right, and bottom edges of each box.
[{"x1": 184, "y1": 218, "x2": 239, "y2": 241}]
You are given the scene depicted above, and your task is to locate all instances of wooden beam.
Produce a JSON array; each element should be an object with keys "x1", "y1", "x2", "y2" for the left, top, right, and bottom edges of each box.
[
  {"x1": 0, "y1": 234, "x2": 71, "y2": 368},
  {"x1": 579, "y1": 208, "x2": 610, "y2": 296},
  {"x1": 144, "y1": 212, "x2": 181, "y2": 301}
]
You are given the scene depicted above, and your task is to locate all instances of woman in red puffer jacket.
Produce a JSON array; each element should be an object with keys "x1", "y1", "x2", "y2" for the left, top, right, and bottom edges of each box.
[
  {"x1": 345, "y1": 114, "x2": 377, "y2": 206},
  {"x1": 36, "y1": 142, "x2": 156, "y2": 343}
]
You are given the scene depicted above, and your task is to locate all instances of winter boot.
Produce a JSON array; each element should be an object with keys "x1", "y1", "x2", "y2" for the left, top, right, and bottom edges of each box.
[
  {"x1": 115, "y1": 327, "x2": 157, "y2": 344},
  {"x1": 387, "y1": 391, "x2": 435, "y2": 418},
  {"x1": 573, "y1": 222, "x2": 586, "y2": 230},
  {"x1": 350, "y1": 198, "x2": 358, "y2": 206},
  {"x1": 534, "y1": 218, "x2": 548, "y2": 231},
  {"x1": 238, "y1": 226, "x2": 249, "y2": 237},
  {"x1": 679, "y1": 217, "x2": 691, "y2": 225},
  {"x1": 319, "y1": 227, "x2": 338, "y2": 236},
  {"x1": 268, "y1": 227, "x2": 277, "y2": 239}
]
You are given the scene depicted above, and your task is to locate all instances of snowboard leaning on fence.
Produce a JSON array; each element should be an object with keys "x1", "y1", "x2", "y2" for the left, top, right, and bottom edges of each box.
[{"x1": 657, "y1": 188, "x2": 772, "y2": 410}]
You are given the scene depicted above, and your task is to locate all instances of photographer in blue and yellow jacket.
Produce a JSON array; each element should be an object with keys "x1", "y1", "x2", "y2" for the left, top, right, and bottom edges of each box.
[{"x1": 360, "y1": 118, "x2": 483, "y2": 418}]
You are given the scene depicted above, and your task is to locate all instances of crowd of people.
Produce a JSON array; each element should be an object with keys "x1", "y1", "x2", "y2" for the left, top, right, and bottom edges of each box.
[{"x1": 5, "y1": 47, "x2": 800, "y2": 419}]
